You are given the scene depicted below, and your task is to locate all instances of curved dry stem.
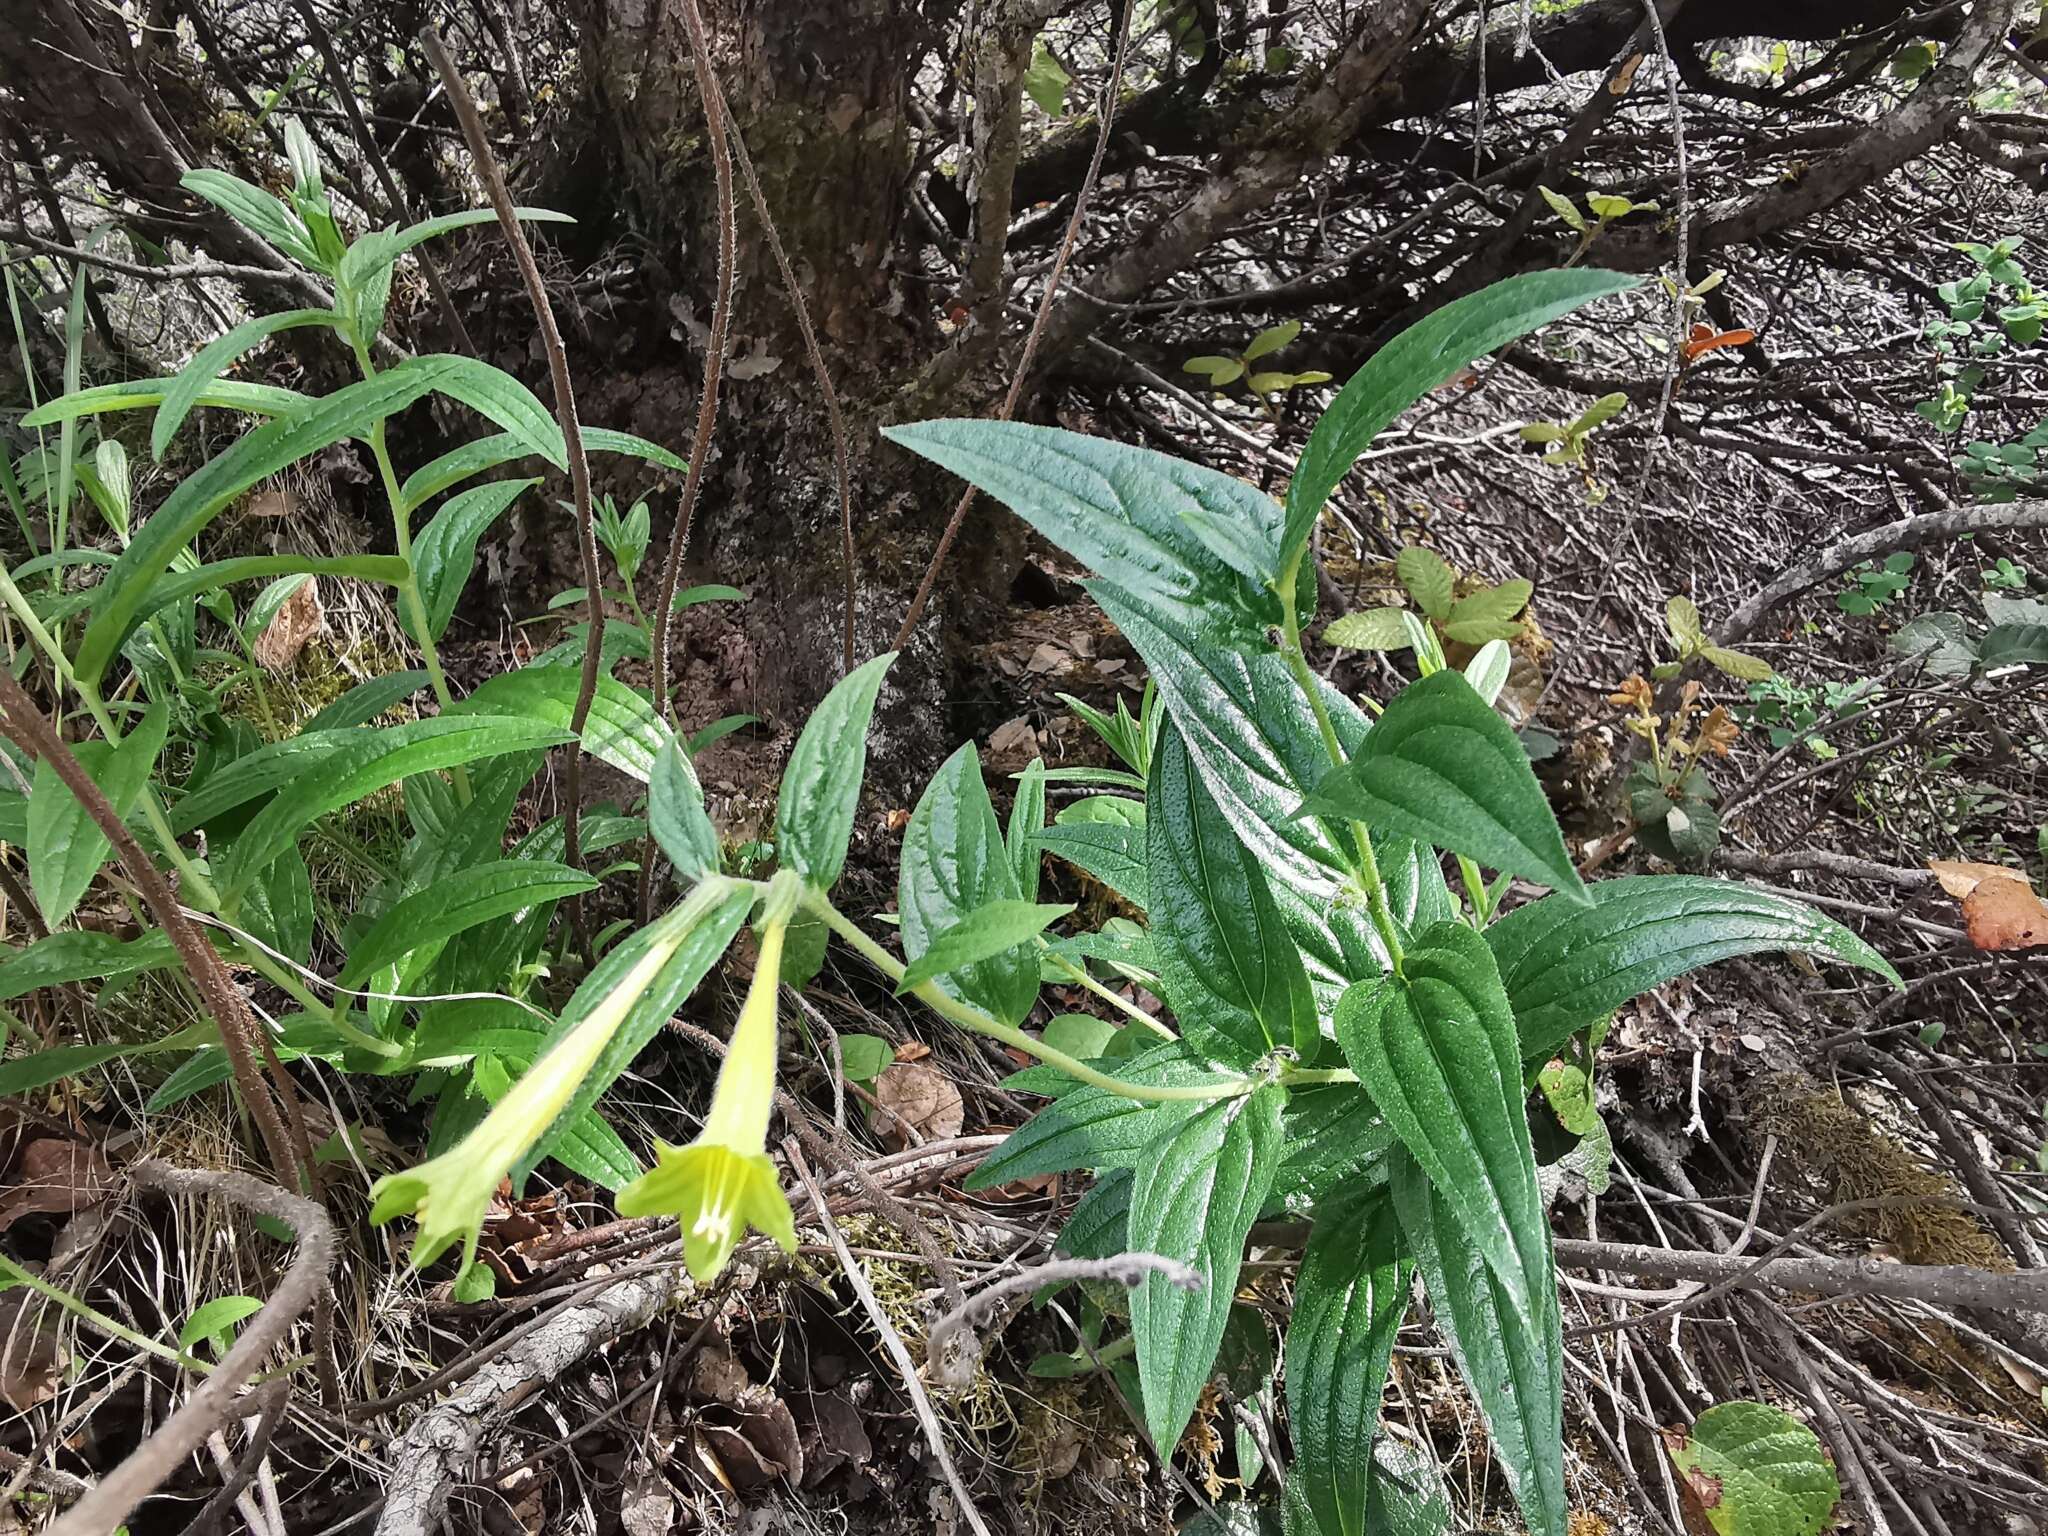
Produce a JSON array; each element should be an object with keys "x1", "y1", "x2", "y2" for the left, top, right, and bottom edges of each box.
[
  {"x1": 422, "y1": 25, "x2": 604, "y2": 962},
  {"x1": 51, "y1": 1162, "x2": 334, "y2": 1536},
  {"x1": 0, "y1": 668, "x2": 303, "y2": 1189}
]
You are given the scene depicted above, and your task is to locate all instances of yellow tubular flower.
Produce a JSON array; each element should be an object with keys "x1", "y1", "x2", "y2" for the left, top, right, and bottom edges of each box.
[
  {"x1": 371, "y1": 931, "x2": 684, "y2": 1271},
  {"x1": 617, "y1": 915, "x2": 798, "y2": 1282}
]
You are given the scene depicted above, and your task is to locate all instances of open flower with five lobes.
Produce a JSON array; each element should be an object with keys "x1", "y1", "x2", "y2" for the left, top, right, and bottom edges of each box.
[
  {"x1": 370, "y1": 926, "x2": 687, "y2": 1271},
  {"x1": 616, "y1": 906, "x2": 798, "y2": 1282}
]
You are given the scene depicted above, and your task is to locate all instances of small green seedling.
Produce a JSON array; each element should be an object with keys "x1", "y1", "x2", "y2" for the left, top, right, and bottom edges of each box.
[
  {"x1": 1324, "y1": 545, "x2": 1534, "y2": 654},
  {"x1": 1540, "y1": 185, "x2": 1660, "y2": 264},
  {"x1": 1183, "y1": 320, "x2": 1333, "y2": 404},
  {"x1": 1612, "y1": 673, "x2": 1738, "y2": 865},
  {"x1": 1520, "y1": 391, "x2": 1629, "y2": 471},
  {"x1": 1984, "y1": 557, "x2": 2030, "y2": 590},
  {"x1": 1654, "y1": 595, "x2": 1773, "y2": 683},
  {"x1": 1837, "y1": 552, "x2": 1914, "y2": 616}
]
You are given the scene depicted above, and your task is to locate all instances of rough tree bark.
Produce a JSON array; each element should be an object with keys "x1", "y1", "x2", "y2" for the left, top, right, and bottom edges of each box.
[{"x1": 551, "y1": 0, "x2": 1026, "y2": 760}]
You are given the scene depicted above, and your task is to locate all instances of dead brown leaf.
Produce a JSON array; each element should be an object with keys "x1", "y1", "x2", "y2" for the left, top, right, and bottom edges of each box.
[
  {"x1": 987, "y1": 717, "x2": 1038, "y2": 765},
  {"x1": 797, "y1": 1390, "x2": 872, "y2": 1487},
  {"x1": 1964, "y1": 877, "x2": 2048, "y2": 951},
  {"x1": 689, "y1": 1344, "x2": 751, "y2": 1406},
  {"x1": 1930, "y1": 859, "x2": 2033, "y2": 900},
  {"x1": 253, "y1": 577, "x2": 322, "y2": 672},
  {"x1": 241, "y1": 487, "x2": 297, "y2": 519},
  {"x1": 873, "y1": 1062, "x2": 963, "y2": 1147},
  {"x1": 0, "y1": 1293, "x2": 64, "y2": 1411},
  {"x1": 0, "y1": 1140, "x2": 113, "y2": 1232},
  {"x1": 697, "y1": 1423, "x2": 782, "y2": 1489}
]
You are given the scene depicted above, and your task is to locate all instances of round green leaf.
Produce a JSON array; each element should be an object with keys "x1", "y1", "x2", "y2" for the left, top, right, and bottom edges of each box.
[{"x1": 1665, "y1": 1401, "x2": 1840, "y2": 1536}]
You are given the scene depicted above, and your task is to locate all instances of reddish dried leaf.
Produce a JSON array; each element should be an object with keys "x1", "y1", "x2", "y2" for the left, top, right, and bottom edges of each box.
[
  {"x1": 1930, "y1": 859, "x2": 2031, "y2": 900},
  {"x1": 1681, "y1": 326, "x2": 1754, "y2": 363},
  {"x1": 1964, "y1": 877, "x2": 2048, "y2": 951}
]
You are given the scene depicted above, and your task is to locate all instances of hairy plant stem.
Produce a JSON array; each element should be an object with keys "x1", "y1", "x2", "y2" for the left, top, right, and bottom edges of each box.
[
  {"x1": 1040, "y1": 947, "x2": 1175, "y2": 1039},
  {"x1": 794, "y1": 886, "x2": 1342, "y2": 1103},
  {"x1": 422, "y1": 25, "x2": 601, "y2": 962},
  {"x1": 0, "y1": 670, "x2": 303, "y2": 1187},
  {"x1": 0, "y1": 564, "x2": 224, "y2": 911},
  {"x1": 1276, "y1": 554, "x2": 1405, "y2": 971}
]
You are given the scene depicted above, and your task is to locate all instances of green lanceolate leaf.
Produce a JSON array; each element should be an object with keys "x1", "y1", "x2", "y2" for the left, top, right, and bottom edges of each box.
[
  {"x1": 1334, "y1": 922, "x2": 1545, "y2": 1317},
  {"x1": 153, "y1": 309, "x2": 335, "y2": 460},
  {"x1": 181, "y1": 169, "x2": 318, "y2": 264},
  {"x1": 1486, "y1": 876, "x2": 1901, "y2": 1061},
  {"x1": 453, "y1": 667, "x2": 670, "y2": 781},
  {"x1": 28, "y1": 706, "x2": 166, "y2": 927},
  {"x1": 398, "y1": 426, "x2": 685, "y2": 514},
  {"x1": 1056, "y1": 1167, "x2": 1133, "y2": 1258},
  {"x1": 339, "y1": 208, "x2": 573, "y2": 301},
  {"x1": 340, "y1": 861, "x2": 599, "y2": 987},
  {"x1": 965, "y1": 1042, "x2": 1247, "y2": 1188},
  {"x1": 1276, "y1": 1085, "x2": 1395, "y2": 1211},
  {"x1": 523, "y1": 885, "x2": 754, "y2": 1179},
  {"x1": 1128, "y1": 1083, "x2": 1284, "y2": 1450},
  {"x1": 1391, "y1": 1149, "x2": 1563, "y2": 1536},
  {"x1": 171, "y1": 730, "x2": 358, "y2": 833},
  {"x1": 1664, "y1": 1401, "x2": 1841, "y2": 1536},
  {"x1": 240, "y1": 845, "x2": 314, "y2": 959},
  {"x1": 221, "y1": 716, "x2": 572, "y2": 899},
  {"x1": 1286, "y1": 1190, "x2": 1413, "y2": 1536},
  {"x1": 650, "y1": 735, "x2": 722, "y2": 883},
  {"x1": 1283, "y1": 270, "x2": 1638, "y2": 567},
  {"x1": 548, "y1": 1108, "x2": 642, "y2": 1190},
  {"x1": 898, "y1": 900, "x2": 1073, "y2": 996},
  {"x1": 20, "y1": 376, "x2": 310, "y2": 430},
  {"x1": 0, "y1": 1028, "x2": 213, "y2": 1099},
  {"x1": 1007, "y1": 760, "x2": 1047, "y2": 901},
  {"x1": 883, "y1": 420, "x2": 1287, "y2": 648},
  {"x1": 1148, "y1": 724, "x2": 1316, "y2": 1063},
  {"x1": 776, "y1": 652, "x2": 896, "y2": 890},
  {"x1": 0, "y1": 928, "x2": 179, "y2": 1002},
  {"x1": 900, "y1": 743, "x2": 1045, "y2": 1026},
  {"x1": 1034, "y1": 820, "x2": 1148, "y2": 909},
  {"x1": 72, "y1": 356, "x2": 558, "y2": 684},
  {"x1": 1093, "y1": 589, "x2": 1397, "y2": 1002},
  {"x1": 1301, "y1": 670, "x2": 1588, "y2": 900},
  {"x1": 302, "y1": 670, "x2": 430, "y2": 732},
  {"x1": 412, "y1": 478, "x2": 536, "y2": 641},
  {"x1": 107, "y1": 553, "x2": 410, "y2": 651}
]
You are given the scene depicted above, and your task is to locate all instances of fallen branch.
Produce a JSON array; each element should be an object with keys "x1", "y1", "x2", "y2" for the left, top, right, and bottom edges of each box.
[
  {"x1": 374, "y1": 1264, "x2": 693, "y2": 1536},
  {"x1": 1249, "y1": 1219, "x2": 2048, "y2": 1314},
  {"x1": 52, "y1": 1163, "x2": 332, "y2": 1536},
  {"x1": 786, "y1": 1138, "x2": 994, "y2": 1536},
  {"x1": 1553, "y1": 1237, "x2": 2045, "y2": 1314},
  {"x1": 1716, "y1": 499, "x2": 2048, "y2": 644}
]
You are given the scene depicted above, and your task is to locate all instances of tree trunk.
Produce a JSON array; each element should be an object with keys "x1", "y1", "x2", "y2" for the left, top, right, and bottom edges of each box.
[{"x1": 551, "y1": 0, "x2": 1025, "y2": 777}]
